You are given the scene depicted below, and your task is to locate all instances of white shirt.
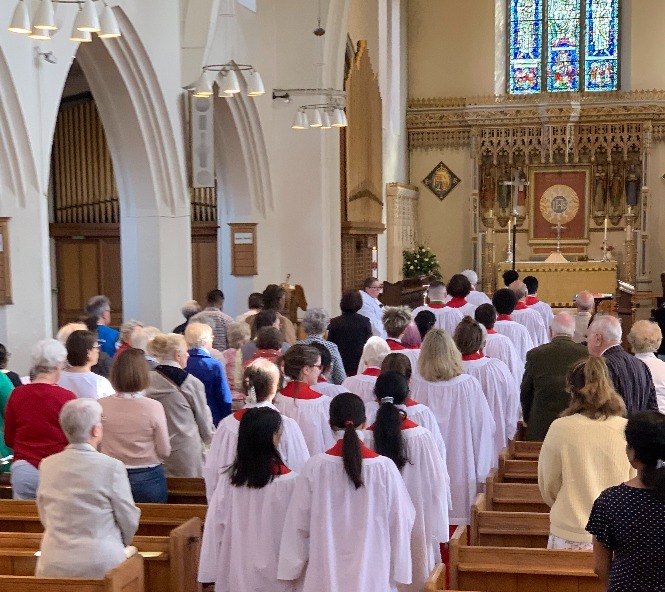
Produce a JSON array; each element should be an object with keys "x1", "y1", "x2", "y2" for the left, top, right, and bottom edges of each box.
[
  {"x1": 634, "y1": 352, "x2": 665, "y2": 414},
  {"x1": 359, "y1": 290, "x2": 386, "y2": 338},
  {"x1": 57, "y1": 371, "x2": 114, "y2": 400}
]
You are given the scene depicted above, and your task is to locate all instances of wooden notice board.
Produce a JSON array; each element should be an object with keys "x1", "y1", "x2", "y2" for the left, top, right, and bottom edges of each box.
[
  {"x1": 0, "y1": 219, "x2": 12, "y2": 305},
  {"x1": 229, "y1": 223, "x2": 257, "y2": 276}
]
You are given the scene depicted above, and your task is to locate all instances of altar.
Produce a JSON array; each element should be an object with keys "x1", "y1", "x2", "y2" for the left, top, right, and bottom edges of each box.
[{"x1": 496, "y1": 261, "x2": 618, "y2": 308}]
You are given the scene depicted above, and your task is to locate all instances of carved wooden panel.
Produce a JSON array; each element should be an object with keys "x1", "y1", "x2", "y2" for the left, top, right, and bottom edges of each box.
[
  {"x1": 0, "y1": 219, "x2": 12, "y2": 305},
  {"x1": 386, "y1": 184, "x2": 419, "y2": 282},
  {"x1": 342, "y1": 235, "x2": 375, "y2": 292}
]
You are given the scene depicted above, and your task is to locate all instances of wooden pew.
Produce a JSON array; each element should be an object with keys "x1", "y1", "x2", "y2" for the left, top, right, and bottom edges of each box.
[
  {"x1": 0, "y1": 518, "x2": 200, "y2": 592},
  {"x1": 507, "y1": 440, "x2": 542, "y2": 461},
  {"x1": 485, "y1": 470, "x2": 549, "y2": 513},
  {"x1": 471, "y1": 494, "x2": 549, "y2": 548},
  {"x1": 449, "y1": 526, "x2": 604, "y2": 591},
  {"x1": 166, "y1": 478, "x2": 206, "y2": 505},
  {"x1": 497, "y1": 449, "x2": 538, "y2": 483},
  {"x1": 0, "y1": 552, "x2": 143, "y2": 592}
]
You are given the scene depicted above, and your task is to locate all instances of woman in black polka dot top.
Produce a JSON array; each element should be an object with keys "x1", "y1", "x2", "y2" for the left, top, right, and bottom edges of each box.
[{"x1": 586, "y1": 411, "x2": 665, "y2": 591}]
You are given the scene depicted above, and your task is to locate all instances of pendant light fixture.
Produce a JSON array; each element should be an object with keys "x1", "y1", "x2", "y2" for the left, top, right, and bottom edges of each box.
[
  {"x1": 320, "y1": 110, "x2": 332, "y2": 129},
  {"x1": 29, "y1": 27, "x2": 52, "y2": 40},
  {"x1": 8, "y1": 0, "x2": 31, "y2": 34},
  {"x1": 76, "y1": 0, "x2": 100, "y2": 32},
  {"x1": 332, "y1": 108, "x2": 348, "y2": 127},
  {"x1": 98, "y1": 3, "x2": 120, "y2": 38},
  {"x1": 190, "y1": 63, "x2": 265, "y2": 99},
  {"x1": 246, "y1": 70, "x2": 265, "y2": 97},
  {"x1": 222, "y1": 69, "x2": 241, "y2": 94},
  {"x1": 193, "y1": 72, "x2": 214, "y2": 98},
  {"x1": 309, "y1": 109, "x2": 323, "y2": 128},
  {"x1": 33, "y1": 0, "x2": 57, "y2": 31},
  {"x1": 70, "y1": 27, "x2": 92, "y2": 42}
]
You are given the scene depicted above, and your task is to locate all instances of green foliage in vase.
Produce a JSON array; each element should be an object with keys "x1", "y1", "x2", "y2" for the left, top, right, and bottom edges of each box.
[{"x1": 402, "y1": 245, "x2": 441, "y2": 279}]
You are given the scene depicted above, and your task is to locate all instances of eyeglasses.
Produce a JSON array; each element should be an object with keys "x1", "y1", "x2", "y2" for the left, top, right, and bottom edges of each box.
[
  {"x1": 310, "y1": 364, "x2": 323, "y2": 370},
  {"x1": 91, "y1": 345, "x2": 100, "y2": 350}
]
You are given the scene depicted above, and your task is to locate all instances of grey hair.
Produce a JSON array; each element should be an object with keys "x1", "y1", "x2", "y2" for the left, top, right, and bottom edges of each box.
[
  {"x1": 509, "y1": 280, "x2": 528, "y2": 299},
  {"x1": 181, "y1": 300, "x2": 201, "y2": 320},
  {"x1": 55, "y1": 322, "x2": 87, "y2": 344},
  {"x1": 627, "y1": 320, "x2": 663, "y2": 354},
  {"x1": 188, "y1": 311, "x2": 216, "y2": 331},
  {"x1": 361, "y1": 337, "x2": 391, "y2": 368},
  {"x1": 130, "y1": 326, "x2": 162, "y2": 352},
  {"x1": 428, "y1": 283, "x2": 447, "y2": 300},
  {"x1": 301, "y1": 308, "x2": 330, "y2": 336},
  {"x1": 461, "y1": 269, "x2": 478, "y2": 286},
  {"x1": 575, "y1": 290, "x2": 595, "y2": 312},
  {"x1": 550, "y1": 312, "x2": 576, "y2": 337},
  {"x1": 59, "y1": 399, "x2": 102, "y2": 444},
  {"x1": 590, "y1": 314, "x2": 622, "y2": 343},
  {"x1": 119, "y1": 319, "x2": 144, "y2": 343},
  {"x1": 32, "y1": 339, "x2": 68, "y2": 375},
  {"x1": 84, "y1": 295, "x2": 111, "y2": 319},
  {"x1": 227, "y1": 322, "x2": 251, "y2": 349}
]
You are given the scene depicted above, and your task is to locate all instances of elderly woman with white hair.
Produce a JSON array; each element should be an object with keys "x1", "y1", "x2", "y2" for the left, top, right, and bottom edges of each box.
[
  {"x1": 116, "y1": 320, "x2": 144, "y2": 356},
  {"x1": 461, "y1": 269, "x2": 492, "y2": 306},
  {"x1": 628, "y1": 320, "x2": 665, "y2": 414},
  {"x1": 173, "y1": 299, "x2": 202, "y2": 334},
  {"x1": 297, "y1": 307, "x2": 347, "y2": 385},
  {"x1": 130, "y1": 325, "x2": 162, "y2": 369},
  {"x1": 36, "y1": 398, "x2": 140, "y2": 579},
  {"x1": 341, "y1": 337, "x2": 391, "y2": 404},
  {"x1": 4, "y1": 339, "x2": 77, "y2": 499}
]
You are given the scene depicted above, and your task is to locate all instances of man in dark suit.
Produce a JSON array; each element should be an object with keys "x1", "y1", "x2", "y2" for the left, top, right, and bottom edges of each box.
[
  {"x1": 327, "y1": 290, "x2": 372, "y2": 376},
  {"x1": 520, "y1": 312, "x2": 588, "y2": 441},
  {"x1": 586, "y1": 315, "x2": 658, "y2": 415}
]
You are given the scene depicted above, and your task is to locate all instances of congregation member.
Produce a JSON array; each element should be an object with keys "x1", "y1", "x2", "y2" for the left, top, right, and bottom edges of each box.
[
  {"x1": 130, "y1": 325, "x2": 162, "y2": 369},
  {"x1": 199, "y1": 407, "x2": 298, "y2": 592},
  {"x1": 84, "y1": 295, "x2": 119, "y2": 357},
  {"x1": 414, "y1": 309, "x2": 436, "y2": 340},
  {"x1": 0, "y1": 344, "x2": 22, "y2": 387},
  {"x1": 509, "y1": 280, "x2": 549, "y2": 346},
  {"x1": 99, "y1": 349, "x2": 171, "y2": 503},
  {"x1": 186, "y1": 313, "x2": 226, "y2": 362},
  {"x1": 327, "y1": 289, "x2": 373, "y2": 376},
  {"x1": 55, "y1": 322, "x2": 87, "y2": 346},
  {"x1": 81, "y1": 316, "x2": 113, "y2": 378},
  {"x1": 235, "y1": 292, "x2": 263, "y2": 323},
  {"x1": 411, "y1": 329, "x2": 495, "y2": 526},
  {"x1": 277, "y1": 393, "x2": 416, "y2": 592},
  {"x1": 5, "y1": 339, "x2": 76, "y2": 499},
  {"x1": 36, "y1": 399, "x2": 140, "y2": 579},
  {"x1": 297, "y1": 307, "x2": 346, "y2": 384},
  {"x1": 502, "y1": 270, "x2": 519, "y2": 286},
  {"x1": 244, "y1": 327, "x2": 284, "y2": 366},
  {"x1": 627, "y1": 320, "x2": 665, "y2": 414},
  {"x1": 146, "y1": 334, "x2": 214, "y2": 478},
  {"x1": 461, "y1": 269, "x2": 492, "y2": 306},
  {"x1": 58, "y1": 330, "x2": 114, "y2": 399},
  {"x1": 412, "y1": 281, "x2": 459, "y2": 334},
  {"x1": 172, "y1": 299, "x2": 201, "y2": 334},
  {"x1": 221, "y1": 321, "x2": 251, "y2": 407},
  {"x1": 0, "y1": 370, "x2": 13, "y2": 467},
  {"x1": 572, "y1": 290, "x2": 595, "y2": 344},
  {"x1": 586, "y1": 315, "x2": 658, "y2": 414},
  {"x1": 400, "y1": 322, "x2": 422, "y2": 349},
  {"x1": 652, "y1": 301, "x2": 665, "y2": 361},
  {"x1": 241, "y1": 309, "x2": 290, "y2": 362},
  {"x1": 341, "y1": 337, "x2": 390, "y2": 403},
  {"x1": 116, "y1": 320, "x2": 144, "y2": 355},
  {"x1": 309, "y1": 343, "x2": 347, "y2": 398},
  {"x1": 492, "y1": 288, "x2": 535, "y2": 361},
  {"x1": 274, "y1": 345, "x2": 335, "y2": 455},
  {"x1": 365, "y1": 372, "x2": 450, "y2": 592},
  {"x1": 185, "y1": 321, "x2": 233, "y2": 425},
  {"x1": 539, "y1": 357, "x2": 634, "y2": 550},
  {"x1": 204, "y1": 359, "x2": 309, "y2": 500},
  {"x1": 521, "y1": 312, "x2": 588, "y2": 441},
  {"x1": 586, "y1": 411, "x2": 665, "y2": 591},
  {"x1": 455, "y1": 317, "x2": 519, "y2": 461},
  {"x1": 358, "y1": 276, "x2": 387, "y2": 338},
  {"x1": 524, "y1": 275, "x2": 554, "y2": 328},
  {"x1": 474, "y1": 304, "x2": 524, "y2": 384},
  {"x1": 382, "y1": 306, "x2": 413, "y2": 350},
  {"x1": 203, "y1": 289, "x2": 234, "y2": 351},
  {"x1": 247, "y1": 284, "x2": 297, "y2": 344}
]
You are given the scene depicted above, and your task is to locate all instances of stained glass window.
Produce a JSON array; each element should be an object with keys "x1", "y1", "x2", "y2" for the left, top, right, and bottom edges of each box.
[{"x1": 508, "y1": 0, "x2": 619, "y2": 94}]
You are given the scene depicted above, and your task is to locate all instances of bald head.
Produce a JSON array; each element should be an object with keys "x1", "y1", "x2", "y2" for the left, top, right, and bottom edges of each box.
[
  {"x1": 587, "y1": 315, "x2": 622, "y2": 356},
  {"x1": 509, "y1": 280, "x2": 528, "y2": 301},
  {"x1": 550, "y1": 312, "x2": 575, "y2": 338},
  {"x1": 576, "y1": 290, "x2": 595, "y2": 312}
]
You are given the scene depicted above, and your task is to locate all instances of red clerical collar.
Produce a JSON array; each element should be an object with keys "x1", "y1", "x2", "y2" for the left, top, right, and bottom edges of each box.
[
  {"x1": 497, "y1": 314, "x2": 512, "y2": 321},
  {"x1": 233, "y1": 408, "x2": 250, "y2": 421},
  {"x1": 367, "y1": 417, "x2": 419, "y2": 431},
  {"x1": 487, "y1": 328, "x2": 498, "y2": 334},
  {"x1": 280, "y1": 381, "x2": 322, "y2": 400},
  {"x1": 386, "y1": 339, "x2": 406, "y2": 350},
  {"x1": 514, "y1": 301, "x2": 527, "y2": 310},
  {"x1": 362, "y1": 368, "x2": 381, "y2": 377},
  {"x1": 428, "y1": 302, "x2": 446, "y2": 309},
  {"x1": 446, "y1": 297, "x2": 468, "y2": 308},
  {"x1": 272, "y1": 461, "x2": 291, "y2": 475},
  {"x1": 404, "y1": 398, "x2": 417, "y2": 407},
  {"x1": 326, "y1": 439, "x2": 379, "y2": 458},
  {"x1": 317, "y1": 376, "x2": 327, "y2": 383},
  {"x1": 526, "y1": 296, "x2": 539, "y2": 306},
  {"x1": 462, "y1": 352, "x2": 485, "y2": 361}
]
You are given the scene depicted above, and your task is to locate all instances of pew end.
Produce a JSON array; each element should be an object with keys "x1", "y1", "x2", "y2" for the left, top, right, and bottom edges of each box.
[{"x1": 424, "y1": 563, "x2": 445, "y2": 592}]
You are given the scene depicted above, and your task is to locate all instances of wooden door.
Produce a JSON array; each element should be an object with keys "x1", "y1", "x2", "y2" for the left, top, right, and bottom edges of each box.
[{"x1": 191, "y1": 222, "x2": 219, "y2": 306}]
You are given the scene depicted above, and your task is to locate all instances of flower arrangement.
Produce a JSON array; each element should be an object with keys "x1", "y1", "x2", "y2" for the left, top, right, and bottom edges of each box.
[{"x1": 402, "y1": 245, "x2": 441, "y2": 279}]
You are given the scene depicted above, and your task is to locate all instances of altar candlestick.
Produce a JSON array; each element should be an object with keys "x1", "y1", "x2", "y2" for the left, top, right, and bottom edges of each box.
[{"x1": 603, "y1": 217, "x2": 608, "y2": 242}]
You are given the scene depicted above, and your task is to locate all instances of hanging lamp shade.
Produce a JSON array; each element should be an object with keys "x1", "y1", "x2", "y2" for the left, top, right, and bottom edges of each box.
[
  {"x1": 98, "y1": 4, "x2": 121, "y2": 38},
  {"x1": 29, "y1": 26, "x2": 51, "y2": 40},
  {"x1": 309, "y1": 109, "x2": 323, "y2": 127},
  {"x1": 193, "y1": 71, "x2": 213, "y2": 97},
  {"x1": 223, "y1": 69, "x2": 241, "y2": 94},
  {"x1": 217, "y1": 81, "x2": 234, "y2": 98},
  {"x1": 332, "y1": 108, "x2": 348, "y2": 127},
  {"x1": 247, "y1": 70, "x2": 265, "y2": 96},
  {"x1": 292, "y1": 111, "x2": 305, "y2": 130},
  {"x1": 70, "y1": 25, "x2": 92, "y2": 42},
  {"x1": 8, "y1": 1, "x2": 31, "y2": 34},
  {"x1": 320, "y1": 110, "x2": 332, "y2": 129},
  {"x1": 33, "y1": 0, "x2": 57, "y2": 31},
  {"x1": 76, "y1": 0, "x2": 101, "y2": 32}
]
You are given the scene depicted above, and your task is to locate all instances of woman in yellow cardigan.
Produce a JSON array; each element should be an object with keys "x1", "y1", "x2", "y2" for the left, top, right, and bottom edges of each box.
[{"x1": 538, "y1": 356, "x2": 635, "y2": 550}]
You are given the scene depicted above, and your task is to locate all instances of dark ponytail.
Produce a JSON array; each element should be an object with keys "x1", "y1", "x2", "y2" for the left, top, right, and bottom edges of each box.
[
  {"x1": 372, "y1": 372, "x2": 410, "y2": 471},
  {"x1": 329, "y1": 393, "x2": 366, "y2": 489},
  {"x1": 625, "y1": 411, "x2": 665, "y2": 502}
]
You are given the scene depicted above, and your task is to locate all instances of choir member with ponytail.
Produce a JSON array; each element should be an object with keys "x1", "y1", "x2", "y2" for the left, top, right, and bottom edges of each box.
[
  {"x1": 278, "y1": 392, "x2": 415, "y2": 592},
  {"x1": 365, "y1": 372, "x2": 450, "y2": 592},
  {"x1": 198, "y1": 407, "x2": 299, "y2": 592},
  {"x1": 203, "y1": 358, "x2": 309, "y2": 500}
]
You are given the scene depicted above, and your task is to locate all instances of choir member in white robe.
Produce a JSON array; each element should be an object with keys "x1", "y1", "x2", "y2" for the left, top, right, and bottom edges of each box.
[
  {"x1": 278, "y1": 393, "x2": 416, "y2": 592},
  {"x1": 461, "y1": 269, "x2": 492, "y2": 307},
  {"x1": 364, "y1": 372, "x2": 449, "y2": 592},
  {"x1": 203, "y1": 359, "x2": 309, "y2": 500},
  {"x1": 524, "y1": 275, "x2": 554, "y2": 328},
  {"x1": 358, "y1": 277, "x2": 387, "y2": 338},
  {"x1": 274, "y1": 345, "x2": 335, "y2": 455},
  {"x1": 509, "y1": 280, "x2": 549, "y2": 345},
  {"x1": 444, "y1": 274, "x2": 478, "y2": 318},
  {"x1": 342, "y1": 337, "x2": 390, "y2": 402},
  {"x1": 311, "y1": 377, "x2": 347, "y2": 398},
  {"x1": 475, "y1": 304, "x2": 525, "y2": 385},
  {"x1": 309, "y1": 343, "x2": 348, "y2": 398},
  {"x1": 454, "y1": 318, "x2": 519, "y2": 463},
  {"x1": 199, "y1": 407, "x2": 299, "y2": 592},
  {"x1": 411, "y1": 281, "x2": 453, "y2": 333},
  {"x1": 382, "y1": 306, "x2": 414, "y2": 352},
  {"x1": 411, "y1": 329, "x2": 495, "y2": 526},
  {"x1": 492, "y1": 288, "x2": 536, "y2": 361}
]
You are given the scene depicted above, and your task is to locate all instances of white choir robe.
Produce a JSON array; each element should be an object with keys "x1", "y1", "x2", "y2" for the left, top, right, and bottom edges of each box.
[
  {"x1": 511, "y1": 305, "x2": 549, "y2": 346},
  {"x1": 410, "y1": 374, "x2": 495, "y2": 525},
  {"x1": 494, "y1": 318, "x2": 535, "y2": 362},
  {"x1": 341, "y1": 370, "x2": 379, "y2": 404},
  {"x1": 395, "y1": 349, "x2": 421, "y2": 379},
  {"x1": 411, "y1": 305, "x2": 464, "y2": 335},
  {"x1": 202, "y1": 401, "x2": 310, "y2": 501},
  {"x1": 198, "y1": 468, "x2": 299, "y2": 591},
  {"x1": 466, "y1": 290, "x2": 492, "y2": 307},
  {"x1": 312, "y1": 380, "x2": 347, "y2": 398},
  {"x1": 364, "y1": 424, "x2": 450, "y2": 592},
  {"x1": 274, "y1": 381, "x2": 336, "y2": 456},
  {"x1": 483, "y1": 331, "x2": 525, "y2": 386},
  {"x1": 277, "y1": 432, "x2": 416, "y2": 592},
  {"x1": 461, "y1": 355, "x2": 519, "y2": 464},
  {"x1": 527, "y1": 297, "x2": 554, "y2": 329}
]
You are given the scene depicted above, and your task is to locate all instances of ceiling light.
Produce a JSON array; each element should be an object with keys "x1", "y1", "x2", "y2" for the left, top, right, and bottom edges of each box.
[
  {"x1": 33, "y1": 0, "x2": 57, "y2": 31},
  {"x1": 76, "y1": 0, "x2": 101, "y2": 33},
  {"x1": 247, "y1": 70, "x2": 265, "y2": 96},
  {"x1": 309, "y1": 109, "x2": 323, "y2": 127},
  {"x1": 320, "y1": 111, "x2": 332, "y2": 129},
  {"x1": 70, "y1": 26, "x2": 92, "y2": 42},
  {"x1": 8, "y1": 1, "x2": 31, "y2": 34},
  {"x1": 217, "y1": 80, "x2": 234, "y2": 98},
  {"x1": 193, "y1": 72, "x2": 213, "y2": 97},
  {"x1": 29, "y1": 27, "x2": 51, "y2": 40},
  {"x1": 98, "y1": 3, "x2": 121, "y2": 38},
  {"x1": 223, "y1": 69, "x2": 241, "y2": 94},
  {"x1": 332, "y1": 108, "x2": 348, "y2": 127}
]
